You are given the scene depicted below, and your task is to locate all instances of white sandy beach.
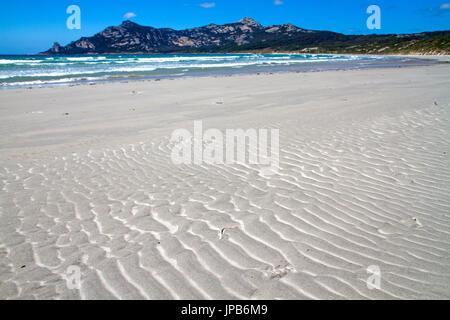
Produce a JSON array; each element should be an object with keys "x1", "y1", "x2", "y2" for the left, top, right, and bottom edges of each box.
[{"x1": 0, "y1": 63, "x2": 449, "y2": 300}]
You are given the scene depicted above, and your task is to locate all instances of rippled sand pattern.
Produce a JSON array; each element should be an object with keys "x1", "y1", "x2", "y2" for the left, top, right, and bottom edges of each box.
[{"x1": 1, "y1": 100, "x2": 449, "y2": 300}]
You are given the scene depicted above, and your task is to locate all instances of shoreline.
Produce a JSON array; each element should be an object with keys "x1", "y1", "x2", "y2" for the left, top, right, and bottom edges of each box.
[{"x1": 0, "y1": 54, "x2": 440, "y2": 90}]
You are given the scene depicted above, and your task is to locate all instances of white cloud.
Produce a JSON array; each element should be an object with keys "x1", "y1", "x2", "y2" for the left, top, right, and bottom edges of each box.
[
  {"x1": 123, "y1": 12, "x2": 137, "y2": 19},
  {"x1": 440, "y1": 3, "x2": 450, "y2": 9},
  {"x1": 199, "y1": 2, "x2": 216, "y2": 8},
  {"x1": 274, "y1": 0, "x2": 284, "y2": 5}
]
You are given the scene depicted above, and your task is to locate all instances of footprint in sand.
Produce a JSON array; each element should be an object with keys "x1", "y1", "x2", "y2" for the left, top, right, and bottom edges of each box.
[
  {"x1": 401, "y1": 217, "x2": 423, "y2": 228},
  {"x1": 378, "y1": 223, "x2": 403, "y2": 235},
  {"x1": 378, "y1": 217, "x2": 423, "y2": 235},
  {"x1": 263, "y1": 264, "x2": 296, "y2": 280},
  {"x1": 394, "y1": 173, "x2": 414, "y2": 186}
]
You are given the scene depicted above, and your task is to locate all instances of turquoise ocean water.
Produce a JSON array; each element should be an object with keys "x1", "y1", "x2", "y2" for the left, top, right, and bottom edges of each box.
[{"x1": 0, "y1": 53, "x2": 433, "y2": 88}]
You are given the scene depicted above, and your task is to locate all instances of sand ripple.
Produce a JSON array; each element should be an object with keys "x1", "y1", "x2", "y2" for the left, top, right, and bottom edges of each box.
[{"x1": 1, "y1": 104, "x2": 449, "y2": 300}]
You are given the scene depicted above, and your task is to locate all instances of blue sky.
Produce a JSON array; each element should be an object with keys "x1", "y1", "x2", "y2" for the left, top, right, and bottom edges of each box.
[{"x1": 0, "y1": 0, "x2": 449, "y2": 54}]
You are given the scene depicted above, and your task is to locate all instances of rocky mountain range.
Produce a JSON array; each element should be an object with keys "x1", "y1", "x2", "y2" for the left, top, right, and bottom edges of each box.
[{"x1": 44, "y1": 18, "x2": 450, "y2": 55}]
